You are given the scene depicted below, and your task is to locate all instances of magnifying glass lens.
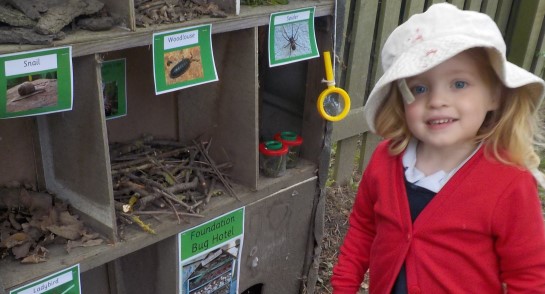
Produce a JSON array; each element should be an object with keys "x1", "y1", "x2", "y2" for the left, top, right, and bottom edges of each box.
[{"x1": 324, "y1": 93, "x2": 344, "y2": 116}]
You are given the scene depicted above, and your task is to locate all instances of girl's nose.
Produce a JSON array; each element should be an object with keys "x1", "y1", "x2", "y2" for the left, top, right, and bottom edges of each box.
[{"x1": 427, "y1": 88, "x2": 448, "y2": 108}]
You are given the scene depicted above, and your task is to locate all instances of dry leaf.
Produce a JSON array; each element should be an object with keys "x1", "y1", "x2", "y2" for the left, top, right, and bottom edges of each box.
[
  {"x1": 11, "y1": 241, "x2": 31, "y2": 259},
  {"x1": 2, "y1": 232, "x2": 29, "y2": 248},
  {"x1": 66, "y1": 238, "x2": 103, "y2": 253},
  {"x1": 47, "y1": 224, "x2": 82, "y2": 240},
  {"x1": 58, "y1": 211, "x2": 82, "y2": 226}
]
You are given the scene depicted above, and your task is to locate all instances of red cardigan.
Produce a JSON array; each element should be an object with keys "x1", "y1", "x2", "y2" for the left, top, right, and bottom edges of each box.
[{"x1": 331, "y1": 141, "x2": 545, "y2": 293}]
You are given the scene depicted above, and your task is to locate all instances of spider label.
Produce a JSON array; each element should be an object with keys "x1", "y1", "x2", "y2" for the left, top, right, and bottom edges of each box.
[{"x1": 268, "y1": 7, "x2": 319, "y2": 67}]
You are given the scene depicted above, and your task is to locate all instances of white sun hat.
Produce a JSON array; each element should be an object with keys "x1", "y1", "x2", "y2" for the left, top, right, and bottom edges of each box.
[{"x1": 363, "y1": 3, "x2": 545, "y2": 133}]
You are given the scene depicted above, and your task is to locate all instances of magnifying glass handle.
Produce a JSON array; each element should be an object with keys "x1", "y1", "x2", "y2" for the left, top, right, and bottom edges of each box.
[{"x1": 323, "y1": 51, "x2": 335, "y2": 87}]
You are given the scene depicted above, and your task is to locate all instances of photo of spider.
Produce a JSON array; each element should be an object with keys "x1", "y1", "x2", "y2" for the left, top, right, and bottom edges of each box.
[{"x1": 274, "y1": 22, "x2": 311, "y2": 60}]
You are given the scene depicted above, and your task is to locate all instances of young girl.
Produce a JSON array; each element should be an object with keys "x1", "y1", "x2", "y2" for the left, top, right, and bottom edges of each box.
[{"x1": 331, "y1": 3, "x2": 545, "y2": 293}]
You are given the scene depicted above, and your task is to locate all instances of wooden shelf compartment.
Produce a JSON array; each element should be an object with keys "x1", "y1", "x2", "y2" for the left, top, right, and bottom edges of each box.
[
  {"x1": 104, "y1": 27, "x2": 260, "y2": 190},
  {"x1": 0, "y1": 55, "x2": 116, "y2": 241},
  {"x1": 0, "y1": 55, "x2": 116, "y2": 292},
  {"x1": 257, "y1": 15, "x2": 333, "y2": 189}
]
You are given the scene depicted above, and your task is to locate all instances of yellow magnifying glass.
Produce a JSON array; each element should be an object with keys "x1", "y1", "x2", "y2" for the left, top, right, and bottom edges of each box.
[{"x1": 317, "y1": 51, "x2": 351, "y2": 121}]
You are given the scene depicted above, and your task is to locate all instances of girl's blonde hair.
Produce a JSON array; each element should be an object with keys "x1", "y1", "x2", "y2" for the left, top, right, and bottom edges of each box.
[{"x1": 374, "y1": 48, "x2": 545, "y2": 176}]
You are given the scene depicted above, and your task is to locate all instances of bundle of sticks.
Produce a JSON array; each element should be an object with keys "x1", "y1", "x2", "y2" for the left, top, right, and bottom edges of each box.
[{"x1": 110, "y1": 135, "x2": 236, "y2": 235}]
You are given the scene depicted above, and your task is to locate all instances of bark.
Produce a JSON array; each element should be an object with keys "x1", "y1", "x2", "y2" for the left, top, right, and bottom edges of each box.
[
  {"x1": 0, "y1": 4, "x2": 36, "y2": 28},
  {"x1": 6, "y1": 0, "x2": 41, "y2": 20},
  {"x1": 0, "y1": 27, "x2": 63, "y2": 45},
  {"x1": 34, "y1": 0, "x2": 104, "y2": 35}
]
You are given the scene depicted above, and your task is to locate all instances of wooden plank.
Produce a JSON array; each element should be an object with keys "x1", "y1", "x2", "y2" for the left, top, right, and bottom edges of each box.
[
  {"x1": 81, "y1": 265, "x2": 112, "y2": 294},
  {"x1": 533, "y1": 27, "x2": 545, "y2": 77},
  {"x1": 331, "y1": 0, "x2": 379, "y2": 184},
  {"x1": 358, "y1": 132, "x2": 383, "y2": 173},
  {"x1": 331, "y1": 0, "x2": 377, "y2": 138},
  {"x1": 495, "y1": 0, "x2": 514, "y2": 34},
  {"x1": 507, "y1": 0, "x2": 545, "y2": 69},
  {"x1": 481, "y1": 0, "x2": 499, "y2": 19},
  {"x1": 333, "y1": 136, "x2": 361, "y2": 185},
  {"x1": 102, "y1": 0, "x2": 135, "y2": 31},
  {"x1": 466, "y1": 0, "x2": 483, "y2": 11},
  {"x1": 372, "y1": 0, "x2": 402, "y2": 81},
  {"x1": 430, "y1": 0, "x2": 447, "y2": 7},
  {"x1": 38, "y1": 54, "x2": 117, "y2": 241},
  {"x1": 331, "y1": 107, "x2": 367, "y2": 142},
  {"x1": 239, "y1": 179, "x2": 317, "y2": 293},
  {"x1": 404, "y1": 0, "x2": 426, "y2": 21},
  {"x1": 117, "y1": 237, "x2": 178, "y2": 294},
  {"x1": 450, "y1": 0, "x2": 465, "y2": 9},
  {"x1": 301, "y1": 18, "x2": 331, "y2": 167},
  {"x1": 341, "y1": 0, "x2": 379, "y2": 107},
  {"x1": 0, "y1": 1, "x2": 334, "y2": 57},
  {"x1": 0, "y1": 118, "x2": 40, "y2": 186}
]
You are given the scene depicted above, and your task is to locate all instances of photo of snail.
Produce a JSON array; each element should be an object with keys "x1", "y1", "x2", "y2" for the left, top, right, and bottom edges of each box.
[
  {"x1": 6, "y1": 71, "x2": 58, "y2": 113},
  {"x1": 164, "y1": 46, "x2": 204, "y2": 85}
]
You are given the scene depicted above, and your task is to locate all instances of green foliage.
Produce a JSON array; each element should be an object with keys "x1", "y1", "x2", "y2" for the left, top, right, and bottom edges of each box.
[{"x1": 241, "y1": 0, "x2": 289, "y2": 6}]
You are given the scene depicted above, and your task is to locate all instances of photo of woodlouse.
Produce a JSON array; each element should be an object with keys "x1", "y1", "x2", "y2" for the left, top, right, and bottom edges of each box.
[
  {"x1": 274, "y1": 22, "x2": 311, "y2": 60},
  {"x1": 164, "y1": 46, "x2": 204, "y2": 85}
]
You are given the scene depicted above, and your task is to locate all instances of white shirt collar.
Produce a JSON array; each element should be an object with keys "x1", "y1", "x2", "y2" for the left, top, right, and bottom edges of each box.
[{"x1": 402, "y1": 139, "x2": 480, "y2": 193}]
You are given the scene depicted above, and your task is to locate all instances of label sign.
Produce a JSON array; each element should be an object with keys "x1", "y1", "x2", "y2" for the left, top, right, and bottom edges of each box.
[
  {"x1": 101, "y1": 58, "x2": 127, "y2": 119},
  {"x1": 269, "y1": 7, "x2": 319, "y2": 67},
  {"x1": 179, "y1": 208, "x2": 244, "y2": 294},
  {"x1": 180, "y1": 208, "x2": 244, "y2": 260},
  {"x1": 10, "y1": 264, "x2": 81, "y2": 294},
  {"x1": 0, "y1": 46, "x2": 73, "y2": 119},
  {"x1": 153, "y1": 24, "x2": 218, "y2": 94},
  {"x1": 164, "y1": 29, "x2": 199, "y2": 50},
  {"x1": 5, "y1": 54, "x2": 57, "y2": 77}
]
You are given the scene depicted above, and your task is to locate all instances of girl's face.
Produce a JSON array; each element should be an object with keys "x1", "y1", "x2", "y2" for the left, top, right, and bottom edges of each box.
[{"x1": 404, "y1": 51, "x2": 500, "y2": 152}]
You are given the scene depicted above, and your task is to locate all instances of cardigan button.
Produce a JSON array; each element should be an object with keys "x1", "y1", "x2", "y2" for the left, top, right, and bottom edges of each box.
[{"x1": 408, "y1": 285, "x2": 421, "y2": 294}]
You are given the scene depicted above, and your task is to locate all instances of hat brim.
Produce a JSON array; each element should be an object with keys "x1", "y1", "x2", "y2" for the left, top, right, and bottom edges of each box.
[{"x1": 364, "y1": 35, "x2": 545, "y2": 133}]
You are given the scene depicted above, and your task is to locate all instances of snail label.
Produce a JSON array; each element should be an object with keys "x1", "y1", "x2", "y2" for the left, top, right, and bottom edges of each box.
[
  {"x1": 179, "y1": 208, "x2": 244, "y2": 294},
  {"x1": 0, "y1": 46, "x2": 73, "y2": 119},
  {"x1": 5, "y1": 54, "x2": 55, "y2": 77},
  {"x1": 268, "y1": 7, "x2": 319, "y2": 67},
  {"x1": 152, "y1": 24, "x2": 218, "y2": 95},
  {"x1": 9, "y1": 264, "x2": 81, "y2": 294}
]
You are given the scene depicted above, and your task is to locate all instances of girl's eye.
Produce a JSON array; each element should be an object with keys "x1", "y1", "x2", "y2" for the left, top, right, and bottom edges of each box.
[
  {"x1": 454, "y1": 81, "x2": 467, "y2": 89},
  {"x1": 412, "y1": 85, "x2": 427, "y2": 94}
]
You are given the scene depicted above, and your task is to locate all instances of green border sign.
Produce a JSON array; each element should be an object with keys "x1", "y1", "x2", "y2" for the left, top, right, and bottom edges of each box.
[
  {"x1": 269, "y1": 7, "x2": 319, "y2": 67},
  {"x1": 101, "y1": 58, "x2": 127, "y2": 119},
  {"x1": 0, "y1": 46, "x2": 73, "y2": 119},
  {"x1": 9, "y1": 264, "x2": 81, "y2": 294},
  {"x1": 179, "y1": 208, "x2": 244, "y2": 261},
  {"x1": 153, "y1": 24, "x2": 218, "y2": 94}
]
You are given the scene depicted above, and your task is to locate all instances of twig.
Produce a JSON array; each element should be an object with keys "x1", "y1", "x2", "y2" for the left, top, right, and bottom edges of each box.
[
  {"x1": 194, "y1": 140, "x2": 239, "y2": 200},
  {"x1": 130, "y1": 211, "x2": 204, "y2": 218}
]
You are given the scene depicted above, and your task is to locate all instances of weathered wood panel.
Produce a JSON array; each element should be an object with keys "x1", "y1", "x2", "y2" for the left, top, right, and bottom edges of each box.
[{"x1": 507, "y1": 0, "x2": 545, "y2": 71}]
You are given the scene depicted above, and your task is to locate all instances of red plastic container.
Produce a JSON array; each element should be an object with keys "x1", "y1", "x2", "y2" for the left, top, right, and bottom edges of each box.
[{"x1": 274, "y1": 131, "x2": 303, "y2": 168}]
